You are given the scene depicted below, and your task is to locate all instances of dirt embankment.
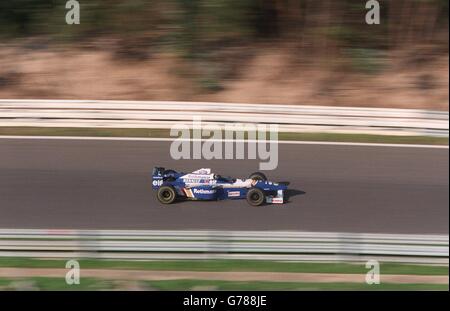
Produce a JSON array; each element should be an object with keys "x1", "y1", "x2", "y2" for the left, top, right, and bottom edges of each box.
[{"x1": 0, "y1": 42, "x2": 448, "y2": 110}]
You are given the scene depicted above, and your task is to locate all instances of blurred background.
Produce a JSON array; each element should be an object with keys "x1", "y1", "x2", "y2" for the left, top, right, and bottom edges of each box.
[
  {"x1": 0, "y1": 0, "x2": 448, "y2": 110},
  {"x1": 0, "y1": 0, "x2": 448, "y2": 292}
]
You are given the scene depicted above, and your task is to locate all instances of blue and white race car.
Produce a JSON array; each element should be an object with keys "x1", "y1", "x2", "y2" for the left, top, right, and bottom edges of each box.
[{"x1": 152, "y1": 167, "x2": 287, "y2": 206}]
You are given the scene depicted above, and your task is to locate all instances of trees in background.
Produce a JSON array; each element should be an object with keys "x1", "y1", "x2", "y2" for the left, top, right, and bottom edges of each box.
[
  {"x1": 0, "y1": 0, "x2": 447, "y2": 46},
  {"x1": 0, "y1": 0, "x2": 448, "y2": 89}
]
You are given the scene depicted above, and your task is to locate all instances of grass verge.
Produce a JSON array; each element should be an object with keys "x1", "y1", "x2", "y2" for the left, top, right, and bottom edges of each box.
[
  {"x1": 146, "y1": 279, "x2": 449, "y2": 291},
  {"x1": 0, "y1": 127, "x2": 447, "y2": 145},
  {"x1": 0, "y1": 277, "x2": 447, "y2": 291},
  {"x1": 0, "y1": 258, "x2": 447, "y2": 276}
]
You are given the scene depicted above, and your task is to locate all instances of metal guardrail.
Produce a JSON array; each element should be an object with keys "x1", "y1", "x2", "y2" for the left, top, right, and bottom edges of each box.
[
  {"x1": 0, "y1": 229, "x2": 448, "y2": 264},
  {"x1": 0, "y1": 100, "x2": 448, "y2": 137}
]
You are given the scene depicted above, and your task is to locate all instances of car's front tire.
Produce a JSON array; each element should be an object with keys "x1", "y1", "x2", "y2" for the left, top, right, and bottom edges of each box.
[
  {"x1": 246, "y1": 188, "x2": 265, "y2": 206},
  {"x1": 157, "y1": 186, "x2": 177, "y2": 204}
]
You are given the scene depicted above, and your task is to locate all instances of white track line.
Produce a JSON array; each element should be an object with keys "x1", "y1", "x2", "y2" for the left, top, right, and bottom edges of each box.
[{"x1": 0, "y1": 135, "x2": 448, "y2": 149}]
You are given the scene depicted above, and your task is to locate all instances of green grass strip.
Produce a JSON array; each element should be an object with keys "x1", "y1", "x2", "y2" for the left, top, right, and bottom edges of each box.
[
  {"x1": 0, "y1": 277, "x2": 447, "y2": 291},
  {"x1": 0, "y1": 127, "x2": 447, "y2": 145},
  {"x1": 0, "y1": 277, "x2": 114, "y2": 291},
  {"x1": 146, "y1": 279, "x2": 449, "y2": 291},
  {"x1": 0, "y1": 258, "x2": 447, "y2": 276}
]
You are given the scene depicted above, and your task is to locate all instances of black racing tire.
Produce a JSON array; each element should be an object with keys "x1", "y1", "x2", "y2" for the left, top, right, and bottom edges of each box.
[
  {"x1": 246, "y1": 188, "x2": 265, "y2": 206},
  {"x1": 248, "y1": 172, "x2": 267, "y2": 181},
  {"x1": 157, "y1": 186, "x2": 177, "y2": 204}
]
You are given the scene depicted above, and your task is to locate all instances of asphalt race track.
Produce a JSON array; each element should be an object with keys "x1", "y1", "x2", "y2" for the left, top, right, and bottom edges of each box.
[{"x1": 0, "y1": 138, "x2": 448, "y2": 234}]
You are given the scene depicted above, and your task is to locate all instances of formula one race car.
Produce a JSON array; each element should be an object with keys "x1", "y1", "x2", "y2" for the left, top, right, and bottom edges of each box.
[{"x1": 152, "y1": 167, "x2": 287, "y2": 206}]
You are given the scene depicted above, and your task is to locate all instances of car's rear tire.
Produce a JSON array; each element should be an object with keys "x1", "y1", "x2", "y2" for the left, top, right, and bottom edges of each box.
[
  {"x1": 246, "y1": 188, "x2": 265, "y2": 206},
  {"x1": 157, "y1": 186, "x2": 177, "y2": 204},
  {"x1": 249, "y1": 172, "x2": 267, "y2": 181}
]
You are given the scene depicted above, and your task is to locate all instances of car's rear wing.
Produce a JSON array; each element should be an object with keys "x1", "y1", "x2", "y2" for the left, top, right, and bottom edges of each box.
[{"x1": 152, "y1": 167, "x2": 165, "y2": 189}]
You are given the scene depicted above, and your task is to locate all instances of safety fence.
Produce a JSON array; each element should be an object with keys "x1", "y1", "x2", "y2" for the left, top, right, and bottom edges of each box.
[
  {"x1": 0, "y1": 100, "x2": 448, "y2": 136},
  {"x1": 0, "y1": 229, "x2": 447, "y2": 264}
]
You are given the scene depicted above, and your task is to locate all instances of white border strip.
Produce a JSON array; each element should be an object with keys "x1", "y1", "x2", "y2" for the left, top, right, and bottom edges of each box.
[{"x1": 0, "y1": 135, "x2": 448, "y2": 149}]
